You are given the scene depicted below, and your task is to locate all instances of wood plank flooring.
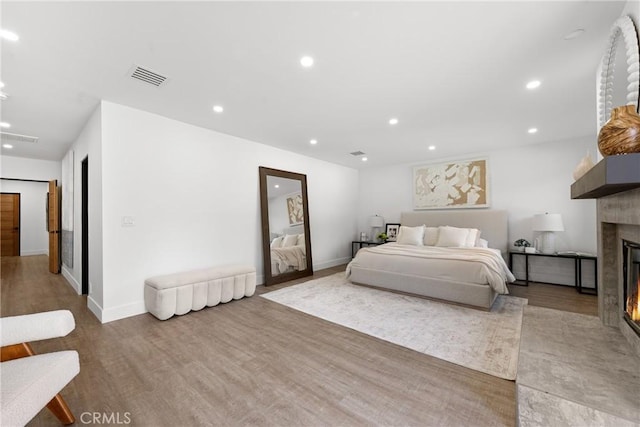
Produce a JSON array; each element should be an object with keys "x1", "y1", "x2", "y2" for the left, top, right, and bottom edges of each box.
[{"x1": 1, "y1": 255, "x2": 597, "y2": 426}]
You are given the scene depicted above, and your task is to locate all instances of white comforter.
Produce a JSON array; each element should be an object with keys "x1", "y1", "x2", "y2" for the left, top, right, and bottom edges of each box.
[
  {"x1": 346, "y1": 243, "x2": 515, "y2": 294},
  {"x1": 271, "y1": 245, "x2": 306, "y2": 275}
]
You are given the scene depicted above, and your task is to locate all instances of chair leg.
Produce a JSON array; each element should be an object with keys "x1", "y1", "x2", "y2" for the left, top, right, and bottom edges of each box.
[
  {"x1": 0, "y1": 342, "x2": 36, "y2": 361},
  {"x1": 1, "y1": 343, "x2": 76, "y2": 425},
  {"x1": 46, "y1": 394, "x2": 76, "y2": 425}
]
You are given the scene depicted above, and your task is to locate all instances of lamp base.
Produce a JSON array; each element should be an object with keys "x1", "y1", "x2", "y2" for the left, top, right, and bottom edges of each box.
[
  {"x1": 539, "y1": 231, "x2": 556, "y2": 254},
  {"x1": 371, "y1": 227, "x2": 381, "y2": 242}
]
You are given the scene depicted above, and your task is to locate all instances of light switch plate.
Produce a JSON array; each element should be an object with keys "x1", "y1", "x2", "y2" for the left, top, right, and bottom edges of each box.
[{"x1": 121, "y1": 216, "x2": 135, "y2": 227}]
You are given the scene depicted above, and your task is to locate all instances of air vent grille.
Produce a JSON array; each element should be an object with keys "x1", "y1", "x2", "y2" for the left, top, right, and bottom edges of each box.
[
  {"x1": 130, "y1": 65, "x2": 168, "y2": 87},
  {"x1": 0, "y1": 132, "x2": 39, "y2": 144},
  {"x1": 350, "y1": 151, "x2": 366, "y2": 156}
]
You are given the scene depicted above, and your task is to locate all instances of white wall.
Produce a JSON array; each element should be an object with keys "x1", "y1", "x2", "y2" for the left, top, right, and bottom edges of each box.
[
  {"x1": 357, "y1": 135, "x2": 598, "y2": 287},
  {"x1": 268, "y1": 192, "x2": 300, "y2": 237},
  {"x1": 94, "y1": 101, "x2": 357, "y2": 322},
  {"x1": 0, "y1": 156, "x2": 61, "y2": 256},
  {"x1": 622, "y1": 1, "x2": 639, "y2": 27},
  {"x1": 61, "y1": 104, "x2": 104, "y2": 321}
]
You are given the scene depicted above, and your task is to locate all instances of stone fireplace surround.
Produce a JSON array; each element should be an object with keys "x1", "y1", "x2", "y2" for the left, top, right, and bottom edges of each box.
[{"x1": 598, "y1": 187, "x2": 640, "y2": 356}]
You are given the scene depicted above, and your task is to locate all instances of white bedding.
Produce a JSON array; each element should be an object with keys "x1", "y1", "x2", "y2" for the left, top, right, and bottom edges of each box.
[
  {"x1": 346, "y1": 243, "x2": 515, "y2": 294},
  {"x1": 271, "y1": 245, "x2": 306, "y2": 275}
]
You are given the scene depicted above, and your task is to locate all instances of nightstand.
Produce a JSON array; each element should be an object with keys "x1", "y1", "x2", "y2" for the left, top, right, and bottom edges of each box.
[
  {"x1": 508, "y1": 251, "x2": 597, "y2": 294},
  {"x1": 351, "y1": 240, "x2": 385, "y2": 258}
]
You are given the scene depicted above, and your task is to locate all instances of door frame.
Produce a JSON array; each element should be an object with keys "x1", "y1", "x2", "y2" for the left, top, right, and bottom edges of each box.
[
  {"x1": 81, "y1": 156, "x2": 89, "y2": 295},
  {"x1": 1, "y1": 192, "x2": 21, "y2": 256}
]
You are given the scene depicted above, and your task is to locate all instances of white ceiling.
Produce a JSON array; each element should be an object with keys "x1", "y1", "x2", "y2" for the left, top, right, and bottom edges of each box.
[{"x1": 0, "y1": 1, "x2": 627, "y2": 169}]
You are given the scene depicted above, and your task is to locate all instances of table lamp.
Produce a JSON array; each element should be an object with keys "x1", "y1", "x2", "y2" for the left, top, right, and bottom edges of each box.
[
  {"x1": 533, "y1": 213, "x2": 564, "y2": 254},
  {"x1": 369, "y1": 215, "x2": 384, "y2": 242}
]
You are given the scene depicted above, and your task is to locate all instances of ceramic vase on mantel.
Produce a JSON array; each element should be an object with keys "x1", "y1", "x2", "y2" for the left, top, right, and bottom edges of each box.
[{"x1": 598, "y1": 105, "x2": 640, "y2": 156}]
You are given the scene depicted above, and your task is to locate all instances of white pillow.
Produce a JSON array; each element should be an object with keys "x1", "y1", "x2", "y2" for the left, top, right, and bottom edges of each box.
[
  {"x1": 397, "y1": 225, "x2": 425, "y2": 246},
  {"x1": 296, "y1": 233, "x2": 305, "y2": 246},
  {"x1": 476, "y1": 238, "x2": 489, "y2": 248},
  {"x1": 282, "y1": 234, "x2": 298, "y2": 247},
  {"x1": 270, "y1": 236, "x2": 284, "y2": 249},
  {"x1": 465, "y1": 228, "x2": 481, "y2": 247},
  {"x1": 435, "y1": 226, "x2": 470, "y2": 247},
  {"x1": 423, "y1": 226, "x2": 439, "y2": 246}
]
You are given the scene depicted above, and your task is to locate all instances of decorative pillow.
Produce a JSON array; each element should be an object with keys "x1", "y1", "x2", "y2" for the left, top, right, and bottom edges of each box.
[
  {"x1": 423, "y1": 226, "x2": 439, "y2": 246},
  {"x1": 476, "y1": 238, "x2": 489, "y2": 248},
  {"x1": 397, "y1": 225, "x2": 425, "y2": 246},
  {"x1": 282, "y1": 234, "x2": 298, "y2": 247},
  {"x1": 270, "y1": 236, "x2": 284, "y2": 249},
  {"x1": 296, "y1": 233, "x2": 305, "y2": 246},
  {"x1": 465, "y1": 228, "x2": 481, "y2": 247},
  {"x1": 435, "y1": 226, "x2": 470, "y2": 247}
]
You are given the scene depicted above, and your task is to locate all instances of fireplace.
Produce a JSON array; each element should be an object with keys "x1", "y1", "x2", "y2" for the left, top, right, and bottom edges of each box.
[
  {"x1": 571, "y1": 154, "x2": 640, "y2": 357},
  {"x1": 623, "y1": 240, "x2": 640, "y2": 336}
]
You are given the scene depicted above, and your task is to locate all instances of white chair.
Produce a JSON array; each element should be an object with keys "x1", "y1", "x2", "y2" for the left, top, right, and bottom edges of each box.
[{"x1": 0, "y1": 310, "x2": 80, "y2": 426}]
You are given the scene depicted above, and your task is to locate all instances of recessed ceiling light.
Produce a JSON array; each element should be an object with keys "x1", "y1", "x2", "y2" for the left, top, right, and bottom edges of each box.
[
  {"x1": 0, "y1": 122, "x2": 11, "y2": 128},
  {"x1": 526, "y1": 80, "x2": 541, "y2": 90},
  {"x1": 300, "y1": 56, "x2": 314, "y2": 68},
  {"x1": 2, "y1": 144, "x2": 12, "y2": 149},
  {"x1": 310, "y1": 139, "x2": 318, "y2": 145},
  {"x1": 564, "y1": 29, "x2": 585, "y2": 40},
  {"x1": 0, "y1": 82, "x2": 5, "y2": 89},
  {"x1": 274, "y1": 184, "x2": 280, "y2": 188},
  {"x1": 389, "y1": 118, "x2": 399, "y2": 125},
  {"x1": 361, "y1": 157, "x2": 368, "y2": 162},
  {"x1": 212, "y1": 105, "x2": 224, "y2": 113},
  {"x1": 428, "y1": 145, "x2": 436, "y2": 151},
  {"x1": 0, "y1": 29, "x2": 19, "y2": 41},
  {"x1": 528, "y1": 128, "x2": 538, "y2": 134}
]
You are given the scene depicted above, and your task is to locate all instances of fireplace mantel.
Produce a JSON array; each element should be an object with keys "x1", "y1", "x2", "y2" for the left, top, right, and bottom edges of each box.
[{"x1": 571, "y1": 153, "x2": 640, "y2": 199}]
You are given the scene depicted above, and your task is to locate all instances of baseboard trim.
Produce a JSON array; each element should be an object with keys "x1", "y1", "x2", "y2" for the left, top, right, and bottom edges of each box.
[
  {"x1": 61, "y1": 266, "x2": 81, "y2": 295},
  {"x1": 255, "y1": 257, "x2": 347, "y2": 285},
  {"x1": 87, "y1": 296, "x2": 103, "y2": 322},
  {"x1": 100, "y1": 301, "x2": 147, "y2": 324},
  {"x1": 20, "y1": 249, "x2": 48, "y2": 256},
  {"x1": 314, "y1": 257, "x2": 350, "y2": 271}
]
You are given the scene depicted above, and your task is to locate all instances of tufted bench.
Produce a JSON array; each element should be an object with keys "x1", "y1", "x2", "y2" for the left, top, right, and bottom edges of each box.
[{"x1": 144, "y1": 265, "x2": 256, "y2": 320}]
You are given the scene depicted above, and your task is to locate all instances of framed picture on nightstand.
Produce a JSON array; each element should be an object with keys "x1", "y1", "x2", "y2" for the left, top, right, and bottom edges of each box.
[{"x1": 385, "y1": 223, "x2": 401, "y2": 241}]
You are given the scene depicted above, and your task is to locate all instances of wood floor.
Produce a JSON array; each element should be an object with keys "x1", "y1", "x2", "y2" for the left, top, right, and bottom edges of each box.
[{"x1": 1, "y1": 255, "x2": 597, "y2": 427}]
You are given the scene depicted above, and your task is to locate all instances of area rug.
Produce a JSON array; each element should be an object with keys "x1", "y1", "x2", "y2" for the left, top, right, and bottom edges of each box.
[{"x1": 261, "y1": 272, "x2": 527, "y2": 380}]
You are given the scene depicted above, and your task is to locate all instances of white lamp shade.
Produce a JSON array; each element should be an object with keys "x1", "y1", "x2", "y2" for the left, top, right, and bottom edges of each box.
[
  {"x1": 369, "y1": 215, "x2": 384, "y2": 228},
  {"x1": 532, "y1": 213, "x2": 564, "y2": 232}
]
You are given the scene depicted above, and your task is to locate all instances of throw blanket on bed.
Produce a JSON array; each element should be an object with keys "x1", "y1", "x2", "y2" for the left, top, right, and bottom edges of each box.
[
  {"x1": 346, "y1": 243, "x2": 515, "y2": 294},
  {"x1": 272, "y1": 245, "x2": 306, "y2": 274}
]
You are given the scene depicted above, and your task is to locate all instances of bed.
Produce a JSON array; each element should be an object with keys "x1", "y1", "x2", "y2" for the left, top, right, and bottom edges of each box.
[
  {"x1": 346, "y1": 210, "x2": 515, "y2": 309},
  {"x1": 270, "y1": 224, "x2": 307, "y2": 276}
]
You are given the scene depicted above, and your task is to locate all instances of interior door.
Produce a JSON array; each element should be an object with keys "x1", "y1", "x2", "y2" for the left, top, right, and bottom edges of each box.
[
  {"x1": 48, "y1": 180, "x2": 61, "y2": 273},
  {"x1": 1, "y1": 193, "x2": 20, "y2": 256}
]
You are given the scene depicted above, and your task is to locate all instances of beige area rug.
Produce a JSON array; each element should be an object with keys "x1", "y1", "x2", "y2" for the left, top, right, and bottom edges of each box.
[{"x1": 261, "y1": 272, "x2": 527, "y2": 380}]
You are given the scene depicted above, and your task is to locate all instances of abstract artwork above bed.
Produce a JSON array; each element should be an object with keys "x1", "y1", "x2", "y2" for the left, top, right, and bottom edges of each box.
[
  {"x1": 413, "y1": 158, "x2": 489, "y2": 209},
  {"x1": 286, "y1": 193, "x2": 304, "y2": 225}
]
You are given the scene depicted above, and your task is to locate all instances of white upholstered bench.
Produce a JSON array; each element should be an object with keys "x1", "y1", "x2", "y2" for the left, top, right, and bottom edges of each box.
[{"x1": 144, "y1": 265, "x2": 256, "y2": 320}]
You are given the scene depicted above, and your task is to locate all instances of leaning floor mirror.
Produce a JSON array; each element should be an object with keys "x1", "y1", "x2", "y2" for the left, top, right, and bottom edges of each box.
[{"x1": 259, "y1": 166, "x2": 313, "y2": 286}]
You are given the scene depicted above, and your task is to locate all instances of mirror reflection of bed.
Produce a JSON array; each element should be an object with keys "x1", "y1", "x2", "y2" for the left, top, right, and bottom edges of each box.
[
  {"x1": 259, "y1": 167, "x2": 313, "y2": 286},
  {"x1": 270, "y1": 222, "x2": 306, "y2": 276}
]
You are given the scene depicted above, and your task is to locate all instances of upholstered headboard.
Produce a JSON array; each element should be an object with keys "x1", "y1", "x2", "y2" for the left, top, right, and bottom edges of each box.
[
  {"x1": 400, "y1": 209, "x2": 509, "y2": 255},
  {"x1": 284, "y1": 224, "x2": 304, "y2": 235}
]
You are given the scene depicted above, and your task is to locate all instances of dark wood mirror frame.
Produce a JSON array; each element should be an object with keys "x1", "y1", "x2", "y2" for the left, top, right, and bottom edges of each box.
[{"x1": 259, "y1": 166, "x2": 313, "y2": 286}]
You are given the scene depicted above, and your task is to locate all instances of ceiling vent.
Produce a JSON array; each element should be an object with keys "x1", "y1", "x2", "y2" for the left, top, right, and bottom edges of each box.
[
  {"x1": 350, "y1": 151, "x2": 366, "y2": 156},
  {"x1": 0, "y1": 132, "x2": 38, "y2": 144},
  {"x1": 129, "y1": 65, "x2": 168, "y2": 87}
]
